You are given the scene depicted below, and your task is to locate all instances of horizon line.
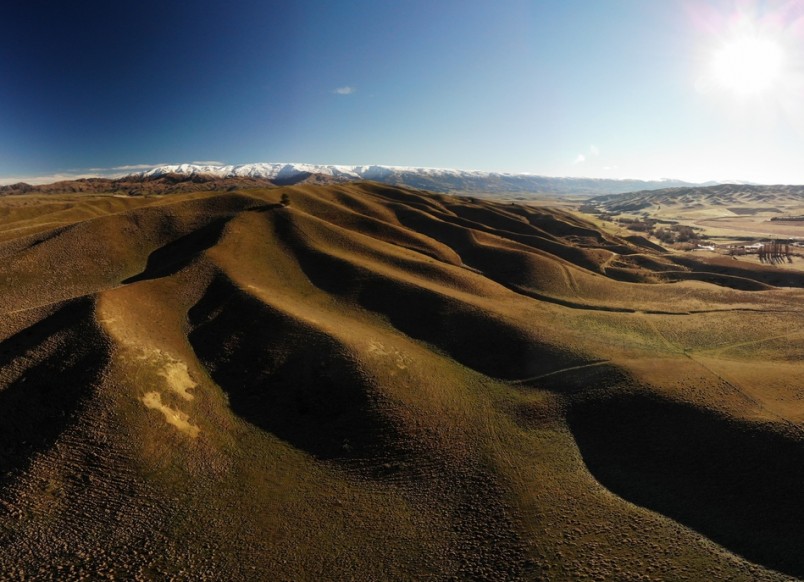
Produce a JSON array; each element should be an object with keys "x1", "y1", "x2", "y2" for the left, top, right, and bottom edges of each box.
[{"x1": 0, "y1": 161, "x2": 782, "y2": 187}]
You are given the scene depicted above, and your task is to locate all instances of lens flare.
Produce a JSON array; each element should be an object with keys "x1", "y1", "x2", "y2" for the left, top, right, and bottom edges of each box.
[{"x1": 711, "y1": 35, "x2": 786, "y2": 96}]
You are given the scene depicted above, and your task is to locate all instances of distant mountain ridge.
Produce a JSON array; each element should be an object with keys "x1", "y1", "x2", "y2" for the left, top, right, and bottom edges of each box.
[
  {"x1": 0, "y1": 174, "x2": 281, "y2": 196},
  {"x1": 132, "y1": 162, "x2": 715, "y2": 196},
  {"x1": 591, "y1": 184, "x2": 804, "y2": 213},
  {"x1": 0, "y1": 163, "x2": 736, "y2": 197}
]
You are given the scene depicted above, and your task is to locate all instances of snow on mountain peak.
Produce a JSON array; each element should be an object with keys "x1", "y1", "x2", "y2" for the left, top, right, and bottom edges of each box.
[
  {"x1": 135, "y1": 162, "x2": 500, "y2": 181},
  {"x1": 130, "y1": 162, "x2": 713, "y2": 196}
]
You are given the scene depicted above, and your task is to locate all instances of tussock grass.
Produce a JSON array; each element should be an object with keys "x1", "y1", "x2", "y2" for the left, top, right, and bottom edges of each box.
[{"x1": 0, "y1": 183, "x2": 800, "y2": 579}]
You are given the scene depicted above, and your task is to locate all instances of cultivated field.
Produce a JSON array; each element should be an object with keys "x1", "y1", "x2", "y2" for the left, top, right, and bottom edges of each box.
[{"x1": 0, "y1": 183, "x2": 801, "y2": 580}]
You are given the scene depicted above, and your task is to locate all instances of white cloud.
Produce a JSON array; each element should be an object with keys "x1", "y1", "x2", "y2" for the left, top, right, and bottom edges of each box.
[
  {"x1": 0, "y1": 162, "x2": 172, "y2": 185},
  {"x1": 0, "y1": 172, "x2": 104, "y2": 186},
  {"x1": 574, "y1": 154, "x2": 586, "y2": 164},
  {"x1": 333, "y1": 86, "x2": 356, "y2": 95},
  {"x1": 86, "y1": 163, "x2": 170, "y2": 172},
  {"x1": 108, "y1": 163, "x2": 158, "y2": 171},
  {"x1": 590, "y1": 144, "x2": 600, "y2": 156},
  {"x1": 190, "y1": 160, "x2": 225, "y2": 166}
]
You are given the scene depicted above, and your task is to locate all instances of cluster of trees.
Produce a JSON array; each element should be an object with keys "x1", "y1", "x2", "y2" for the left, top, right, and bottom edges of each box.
[
  {"x1": 653, "y1": 224, "x2": 699, "y2": 244},
  {"x1": 622, "y1": 219, "x2": 653, "y2": 233},
  {"x1": 758, "y1": 241, "x2": 792, "y2": 264},
  {"x1": 616, "y1": 216, "x2": 655, "y2": 230},
  {"x1": 615, "y1": 217, "x2": 703, "y2": 246}
]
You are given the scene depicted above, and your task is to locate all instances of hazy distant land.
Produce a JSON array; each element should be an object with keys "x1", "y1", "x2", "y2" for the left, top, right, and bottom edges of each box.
[{"x1": 0, "y1": 162, "x2": 721, "y2": 197}]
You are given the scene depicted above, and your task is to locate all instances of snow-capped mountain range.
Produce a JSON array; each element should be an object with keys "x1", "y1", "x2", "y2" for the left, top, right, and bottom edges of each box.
[
  {"x1": 133, "y1": 162, "x2": 714, "y2": 196},
  {"x1": 138, "y1": 163, "x2": 466, "y2": 182}
]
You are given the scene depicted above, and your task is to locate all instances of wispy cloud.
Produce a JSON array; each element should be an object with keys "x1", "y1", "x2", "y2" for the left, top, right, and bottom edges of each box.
[
  {"x1": 190, "y1": 160, "x2": 225, "y2": 166},
  {"x1": 573, "y1": 145, "x2": 601, "y2": 165},
  {"x1": 333, "y1": 86, "x2": 356, "y2": 95},
  {"x1": 109, "y1": 163, "x2": 162, "y2": 171},
  {"x1": 0, "y1": 162, "x2": 172, "y2": 185},
  {"x1": 0, "y1": 172, "x2": 104, "y2": 186},
  {"x1": 86, "y1": 163, "x2": 169, "y2": 172}
]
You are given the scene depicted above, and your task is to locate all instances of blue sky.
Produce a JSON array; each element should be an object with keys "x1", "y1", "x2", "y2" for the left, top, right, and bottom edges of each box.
[{"x1": 3, "y1": 0, "x2": 804, "y2": 184}]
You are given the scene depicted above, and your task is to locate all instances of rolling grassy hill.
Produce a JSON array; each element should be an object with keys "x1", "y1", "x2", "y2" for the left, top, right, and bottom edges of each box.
[
  {"x1": 0, "y1": 182, "x2": 802, "y2": 580},
  {"x1": 592, "y1": 183, "x2": 804, "y2": 216}
]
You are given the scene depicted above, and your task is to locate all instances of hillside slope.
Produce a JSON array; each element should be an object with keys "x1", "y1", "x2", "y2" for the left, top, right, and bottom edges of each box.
[
  {"x1": 0, "y1": 183, "x2": 802, "y2": 580},
  {"x1": 592, "y1": 183, "x2": 804, "y2": 213}
]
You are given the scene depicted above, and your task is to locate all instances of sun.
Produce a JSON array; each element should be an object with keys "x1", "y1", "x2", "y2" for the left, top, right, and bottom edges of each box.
[{"x1": 710, "y1": 35, "x2": 786, "y2": 97}]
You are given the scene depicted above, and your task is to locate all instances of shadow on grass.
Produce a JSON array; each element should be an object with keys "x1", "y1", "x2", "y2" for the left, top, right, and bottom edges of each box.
[
  {"x1": 187, "y1": 276, "x2": 397, "y2": 460},
  {"x1": 123, "y1": 218, "x2": 229, "y2": 284},
  {"x1": 270, "y1": 212, "x2": 584, "y2": 380},
  {"x1": 0, "y1": 300, "x2": 107, "y2": 487},
  {"x1": 669, "y1": 255, "x2": 804, "y2": 289},
  {"x1": 568, "y1": 393, "x2": 804, "y2": 578}
]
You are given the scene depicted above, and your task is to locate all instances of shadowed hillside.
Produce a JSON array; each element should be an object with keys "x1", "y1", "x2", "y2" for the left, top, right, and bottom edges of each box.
[
  {"x1": 569, "y1": 392, "x2": 804, "y2": 578},
  {"x1": 0, "y1": 182, "x2": 801, "y2": 580}
]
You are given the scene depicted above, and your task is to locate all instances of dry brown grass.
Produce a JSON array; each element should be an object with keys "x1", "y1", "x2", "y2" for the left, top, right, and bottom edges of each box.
[{"x1": 0, "y1": 183, "x2": 801, "y2": 580}]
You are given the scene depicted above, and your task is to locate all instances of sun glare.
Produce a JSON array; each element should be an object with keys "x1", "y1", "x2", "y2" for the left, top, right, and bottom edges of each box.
[
  {"x1": 694, "y1": 4, "x2": 804, "y2": 129},
  {"x1": 711, "y1": 35, "x2": 786, "y2": 97}
]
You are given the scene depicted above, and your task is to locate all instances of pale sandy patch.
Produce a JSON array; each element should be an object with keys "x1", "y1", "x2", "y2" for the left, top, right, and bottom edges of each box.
[
  {"x1": 129, "y1": 348, "x2": 197, "y2": 400},
  {"x1": 97, "y1": 297, "x2": 198, "y2": 399},
  {"x1": 367, "y1": 339, "x2": 408, "y2": 370},
  {"x1": 155, "y1": 358, "x2": 197, "y2": 401},
  {"x1": 141, "y1": 391, "x2": 200, "y2": 438}
]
